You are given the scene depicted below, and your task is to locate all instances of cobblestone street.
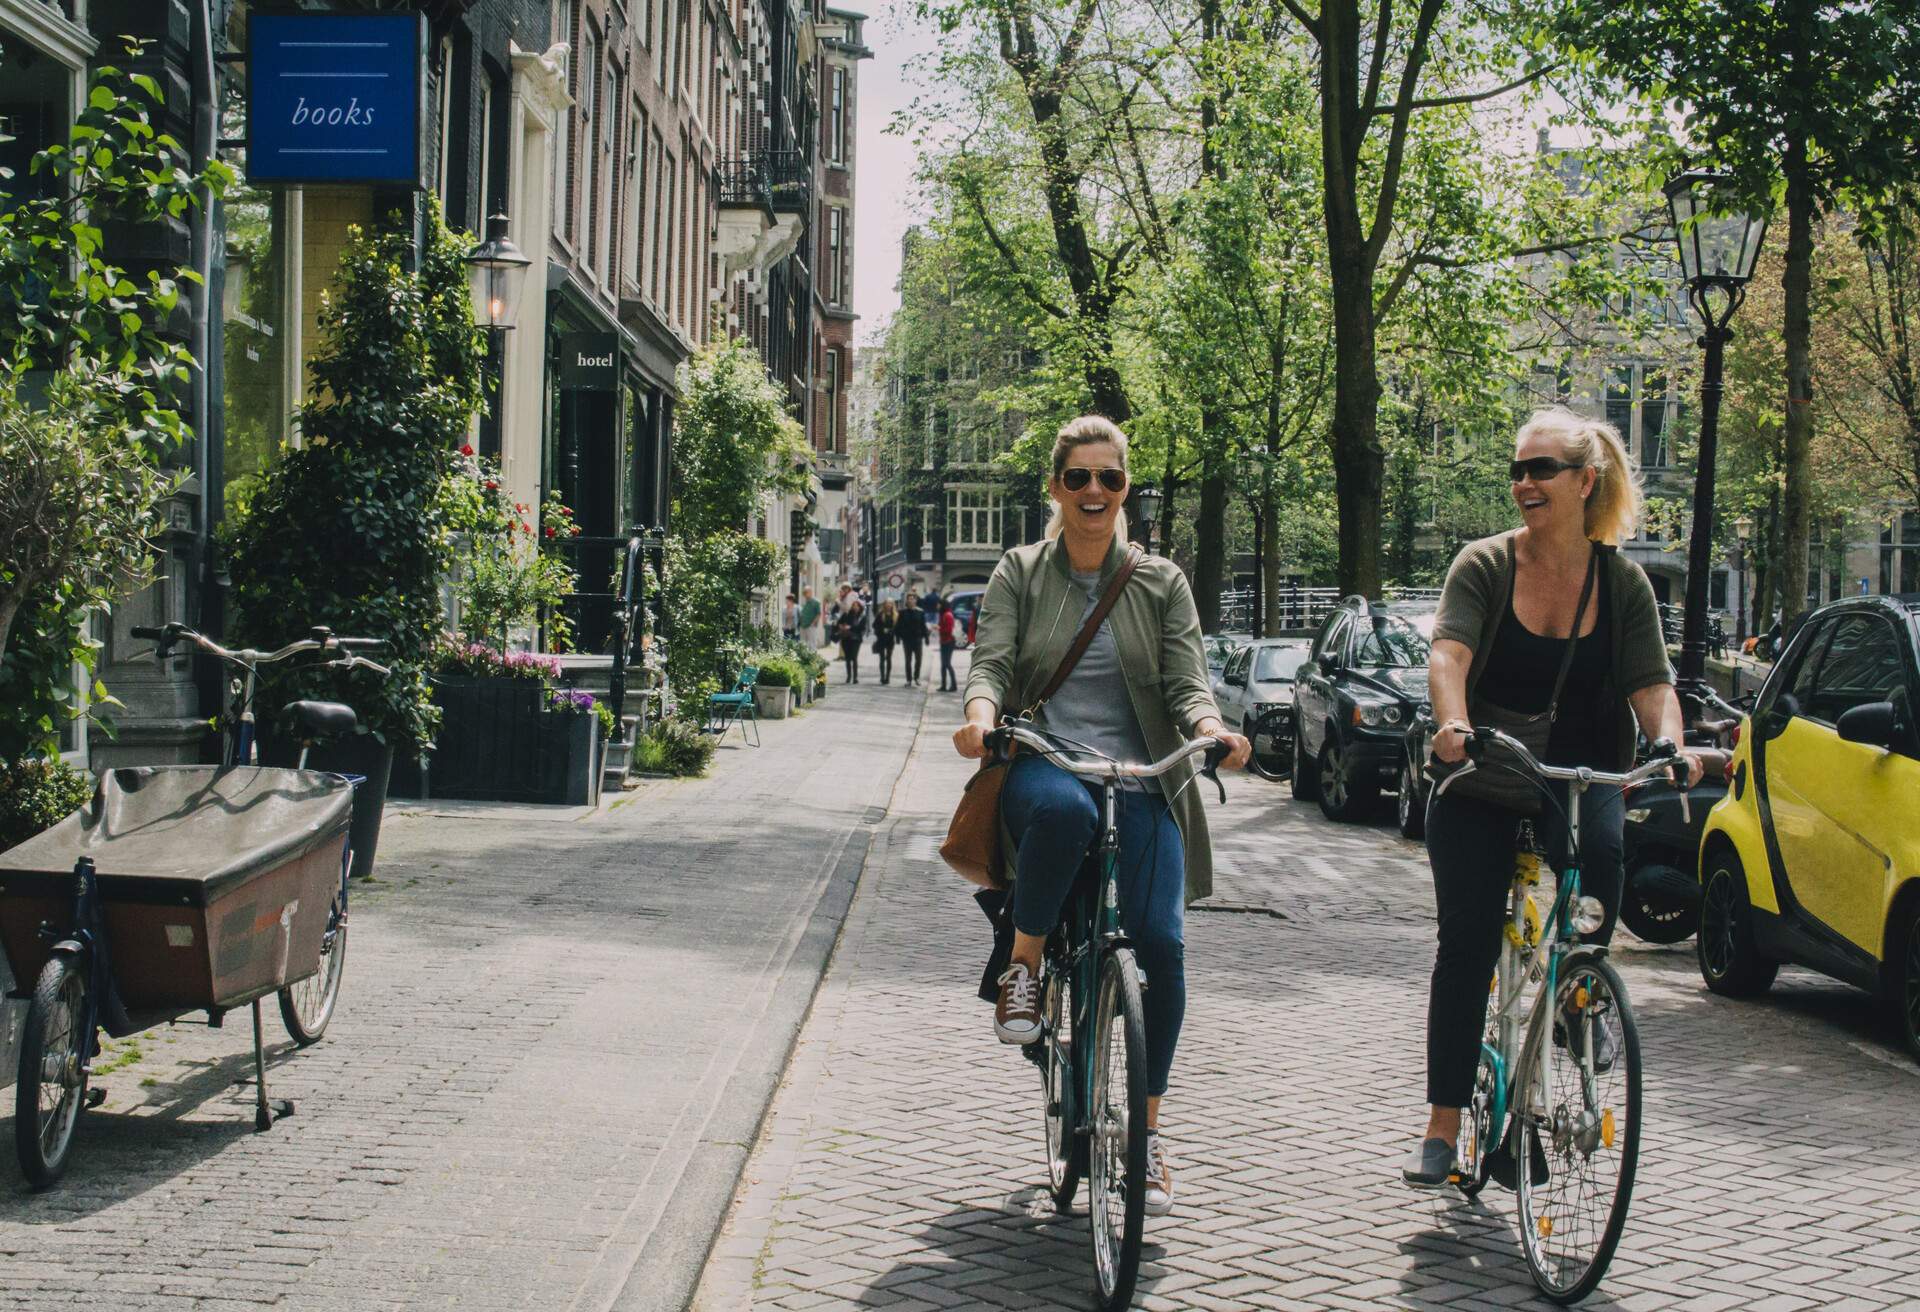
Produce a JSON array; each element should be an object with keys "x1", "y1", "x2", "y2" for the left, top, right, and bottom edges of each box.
[
  {"x1": 0, "y1": 672, "x2": 924, "y2": 1311},
  {"x1": 693, "y1": 682, "x2": 1920, "y2": 1312}
]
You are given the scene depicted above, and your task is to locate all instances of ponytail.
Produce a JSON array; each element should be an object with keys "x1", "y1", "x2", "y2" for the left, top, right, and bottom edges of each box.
[{"x1": 1515, "y1": 407, "x2": 1643, "y2": 546}]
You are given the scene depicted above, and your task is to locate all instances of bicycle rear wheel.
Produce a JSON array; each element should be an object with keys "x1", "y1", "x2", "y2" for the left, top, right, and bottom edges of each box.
[
  {"x1": 1088, "y1": 948, "x2": 1148, "y2": 1312},
  {"x1": 1516, "y1": 951, "x2": 1642, "y2": 1303},
  {"x1": 1455, "y1": 978, "x2": 1500, "y2": 1198},
  {"x1": 1042, "y1": 969, "x2": 1083, "y2": 1211},
  {"x1": 15, "y1": 954, "x2": 90, "y2": 1188},
  {"x1": 279, "y1": 884, "x2": 348, "y2": 1045}
]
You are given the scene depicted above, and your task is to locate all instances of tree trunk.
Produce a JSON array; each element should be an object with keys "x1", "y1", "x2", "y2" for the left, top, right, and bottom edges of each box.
[
  {"x1": 1777, "y1": 129, "x2": 1816, "y2": 624},
  {"x1": 1328, "y1": 261, "x2": 1384, "y2": 596},
  {"x1": 1261, "y1": 467, "x2": 1283, "y2": 636},
  {"x1": 1194, "y1": 443, "x2": 1228, "y2": 631}
]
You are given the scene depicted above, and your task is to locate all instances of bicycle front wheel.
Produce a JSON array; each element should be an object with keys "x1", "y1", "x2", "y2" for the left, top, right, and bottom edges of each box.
[
  {"x1": 1088, "y1": 948, "x2": 1148, "y2": 1312},
  {"x1": 1516, "y1": 950, "x2": 1642, "y2": 1304},
  {"x1": 15, "y1": 954, "x2": 90, "y2": 1188}
]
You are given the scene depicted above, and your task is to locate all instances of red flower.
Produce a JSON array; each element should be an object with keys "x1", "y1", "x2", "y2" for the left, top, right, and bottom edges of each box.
[
  {"x1": 460, "y1": 444, "x2": 475, "y2": 457},
  {"x1": 544, "y1": 526, "x2": 556, "y2": 539},
  {"x1": 521, "y1": 522, "x2": 533, "y2": 534},
  {"x1": 484, "y1": 479, "x2": 499, "y2": 490},
  {"x1": 559, "y1": 506, "x2": 573, "y2": 517}
]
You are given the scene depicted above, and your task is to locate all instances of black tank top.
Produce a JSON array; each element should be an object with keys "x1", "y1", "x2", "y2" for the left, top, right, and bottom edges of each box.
[{"x1": 1478, "y1": 561, "x2": 1611, "y2": 766}]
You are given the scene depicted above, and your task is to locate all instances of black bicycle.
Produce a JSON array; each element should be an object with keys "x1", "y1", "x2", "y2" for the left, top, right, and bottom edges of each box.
[{"x1": 986, "y1": 722, "x2": 1227, "y2": 1312}]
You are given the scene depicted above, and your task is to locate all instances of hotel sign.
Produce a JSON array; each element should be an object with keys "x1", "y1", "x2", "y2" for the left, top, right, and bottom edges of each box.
[
  {"x1": 560, "y1": 334, "x2": 621, "y2": 390},
  {"x1": 247, "y1": 13, "x2": 426, "y2": 187}
]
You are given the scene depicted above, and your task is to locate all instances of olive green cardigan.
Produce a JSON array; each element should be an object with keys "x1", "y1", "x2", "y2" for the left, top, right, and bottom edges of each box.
[
  {"x1": 1432, "y1": 530, "x2": 1674, "y2": 771},
  {"x1": 965, "y1": 535, "x2": 1223, "y2": 903}
]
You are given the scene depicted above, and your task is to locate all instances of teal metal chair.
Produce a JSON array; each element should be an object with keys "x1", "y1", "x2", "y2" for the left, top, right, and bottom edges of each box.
[{"x1": 705, "y1": 665, "x2": 761, "y2": 746}]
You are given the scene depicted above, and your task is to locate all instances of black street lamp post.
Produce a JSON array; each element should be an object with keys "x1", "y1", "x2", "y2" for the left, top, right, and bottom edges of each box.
[
  {"x1": 1664, "y1": 170, "x2": 1767, "y2": 690},
  {"x1": 1132, "y1": 483, "x2": 1164, "y2": 554}
]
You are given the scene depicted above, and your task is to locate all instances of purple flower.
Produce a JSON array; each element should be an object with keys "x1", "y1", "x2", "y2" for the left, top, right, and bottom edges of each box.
[{"x1": 548, "y1": 688, "x2": 597, "y2": 714}]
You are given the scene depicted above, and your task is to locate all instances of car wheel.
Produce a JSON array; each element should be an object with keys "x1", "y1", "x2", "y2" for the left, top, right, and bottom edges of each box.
[
  {"x1": 1396, "y1": 758, "x2": 1426, "y2": 840},
  {"x1": 1289, "y1": 713, "x2": 1318, "y2": 802},
  {"x1": 1697, "y1": 851, "x2": 1778, "y2": 998},
  {"x1": 1891, "y1": 897, "x2": 1920, "y2": 1063},
  {"x1": 1318, "y1": 736, "x2": 1377, "y2": 823}
]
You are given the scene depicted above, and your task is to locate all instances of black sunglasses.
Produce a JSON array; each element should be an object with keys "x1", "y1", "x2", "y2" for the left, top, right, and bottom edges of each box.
[
  {"x1": 1061, "y1": 467, "x2": 1128, "y2": 493},
  {"x1": 1509, "y1": 456, "x2": 1584, "y2": 483}
]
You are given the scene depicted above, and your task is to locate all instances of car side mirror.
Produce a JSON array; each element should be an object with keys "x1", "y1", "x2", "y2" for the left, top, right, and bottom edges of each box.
[
  {"x1": 1317, "y1": 651, "x2": 1338, "y2": 675},
  {"x1": 1836, "y1": 700, "x2": 1903, "y2": 750}
]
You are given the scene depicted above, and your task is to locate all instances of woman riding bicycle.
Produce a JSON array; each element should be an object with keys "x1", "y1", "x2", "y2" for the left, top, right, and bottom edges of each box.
[
  {"x1": 954, "y1": 415, "x2": 1251, "y2": 1217},
  {"x1": 1402, "y1": 407, "x2": 1704, "y2": 1188}
]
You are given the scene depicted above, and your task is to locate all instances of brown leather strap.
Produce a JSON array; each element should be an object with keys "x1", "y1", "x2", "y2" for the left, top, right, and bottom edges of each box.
[{"x1": 1032, "y1": 545, "x2": 1143, "y2": 709}]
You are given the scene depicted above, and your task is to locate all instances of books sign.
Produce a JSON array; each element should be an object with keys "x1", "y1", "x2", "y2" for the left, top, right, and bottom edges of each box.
[{"x1": 248, "y1": 13, "x2": 426, "y2": 186}]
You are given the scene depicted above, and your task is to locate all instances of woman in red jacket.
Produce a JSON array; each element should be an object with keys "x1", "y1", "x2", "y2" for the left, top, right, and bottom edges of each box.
[{"x1": 936, "y1": 600, "x2": 959, "y2": 691}]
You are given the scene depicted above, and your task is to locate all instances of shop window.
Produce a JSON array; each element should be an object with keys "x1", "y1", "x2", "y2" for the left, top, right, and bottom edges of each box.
[
  {"x1": 217, "y1": 70, "x2": 287, "y2": 520},
  {"x1": 947, "y1": 488, "x2": 1003, "y2": 549}
]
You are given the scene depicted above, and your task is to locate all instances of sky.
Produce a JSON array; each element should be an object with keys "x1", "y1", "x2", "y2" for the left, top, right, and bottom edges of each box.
[{"x1": 850, "y1": 2, "x2": 943, "y2": 348}]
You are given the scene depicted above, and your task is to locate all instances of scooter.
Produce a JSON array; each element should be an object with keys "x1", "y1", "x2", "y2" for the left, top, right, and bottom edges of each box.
[{"x1": 1618, "y1": 685, "x2": 1747, "y2": 945}]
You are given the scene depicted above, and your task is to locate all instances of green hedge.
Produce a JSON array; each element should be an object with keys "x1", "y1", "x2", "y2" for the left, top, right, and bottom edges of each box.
[{"x1": 0, "y1": 757, "x2": 92, "y2": 853}]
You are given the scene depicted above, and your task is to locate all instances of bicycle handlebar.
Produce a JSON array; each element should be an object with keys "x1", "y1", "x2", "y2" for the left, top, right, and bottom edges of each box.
[
  {"x1": 986, "y1": 722, "x2": 1226, "y2": 782},
  {"x1": 130, "y1": 622, "x2": 387, "y2": 672},
  {"x1": 1436, "y1": 726, "x2": 1690, "y2": 802}
]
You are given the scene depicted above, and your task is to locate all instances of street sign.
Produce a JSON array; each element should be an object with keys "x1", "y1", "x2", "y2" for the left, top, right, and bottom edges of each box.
[
  {"x1": 247, "y1": 13, "x2": 426, "y2": 187},
  {"x1": 559, "y1": 333, "x2": 620, "y2": 390}
]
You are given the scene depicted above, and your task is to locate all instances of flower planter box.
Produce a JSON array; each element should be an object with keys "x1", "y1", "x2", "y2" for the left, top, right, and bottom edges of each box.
[
  {"x1": 389, "y1": 676, "x2": 602, "y2": 806},
  {"x1": 754, "y1": 685, "x2": 793, "y2": 720}
]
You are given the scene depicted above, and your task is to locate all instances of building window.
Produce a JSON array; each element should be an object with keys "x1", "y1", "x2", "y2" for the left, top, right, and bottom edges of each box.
[
  {"x1": 829, "y1": 68, "x2": 846, "y2": 164},
  {"x1": 651, "y1": 131, "x2": 667, "y2": 305},
  {"x1": 625, "y1": 110, "x2": 647, "y2": 293},
  {"x1": 561, "y1": 1, "x2": 582, "y2": 242},
  {"x1": 435, "y1": 35, "x2": 456, "y2": 207},
  {"x1": 827, "y1": 206, "x2": 844, "y2": 305},
  {"x1": 825, "y1": 348, "x2": 841, "y2": 452},
  {"x1": 1604, "y1": 366, "x2": 1631, "y2": 438},
  {"x1": 1640, "y1": 369, "x2": 1670, "y2": 468},
  {"x1": 947, "y1": 488, "x2": 1003, "y2": 549}
]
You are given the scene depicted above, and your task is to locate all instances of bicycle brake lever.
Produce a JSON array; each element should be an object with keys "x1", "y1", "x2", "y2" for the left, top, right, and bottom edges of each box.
[{"x1": 1202, "y1": 764, "x2": 1226, "y2": 804}]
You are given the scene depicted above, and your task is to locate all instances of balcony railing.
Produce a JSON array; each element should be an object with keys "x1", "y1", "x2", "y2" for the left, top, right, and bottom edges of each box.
[{"x1": 717, "y1": 150, "x2": 813, "y2": 217}]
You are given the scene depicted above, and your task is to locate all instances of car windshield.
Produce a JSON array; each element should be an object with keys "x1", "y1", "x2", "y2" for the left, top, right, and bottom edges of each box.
[
  {"x1": 1253, "y1": 646, "x2": 1309, "y2": 683},
  {"x1": 1353, "y1": 615, "x2": 1431, "y2": 668}
]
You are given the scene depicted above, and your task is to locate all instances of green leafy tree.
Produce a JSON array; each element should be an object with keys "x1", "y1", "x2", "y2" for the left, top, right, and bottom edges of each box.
[
  {"x1": 0, "y1": 50, "x2": 230, "y2": 756},
  {"x1": 224, "y1": 202, "x2": 486, "y2": 752},
  {"x1": 1555, "y1": 0, "x2": 1920, "y2": 622},
  {"x1": 663, "y1": 337, "x2": 808, "y2": 701}
]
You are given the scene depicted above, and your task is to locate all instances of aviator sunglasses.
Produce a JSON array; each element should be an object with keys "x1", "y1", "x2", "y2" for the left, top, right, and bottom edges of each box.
[
  {"x1": 1509, "y1": 456, "x2": 1584, "y2": 483},
  {"x1": 1060, "y1": 467, "x2": 1129, "y2": 493}
]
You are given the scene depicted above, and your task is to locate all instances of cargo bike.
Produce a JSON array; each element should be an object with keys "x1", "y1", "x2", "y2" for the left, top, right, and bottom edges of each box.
[{"x1": 1, "y1": 624, "x2": 387, "y2": 1187}]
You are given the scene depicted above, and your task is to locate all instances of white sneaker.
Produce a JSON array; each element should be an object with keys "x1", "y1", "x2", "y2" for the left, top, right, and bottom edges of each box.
[{"x1": 1144, "y1": 1133, "x2": 1173, "y2": 1216}]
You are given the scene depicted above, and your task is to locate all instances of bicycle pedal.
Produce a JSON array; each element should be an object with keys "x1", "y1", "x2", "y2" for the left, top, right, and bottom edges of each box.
[{"x1": 85, "y1": 1088, "x2": 107, "y2": 1108}]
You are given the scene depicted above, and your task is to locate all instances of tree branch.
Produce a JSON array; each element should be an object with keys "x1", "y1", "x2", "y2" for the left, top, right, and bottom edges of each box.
[
  {"x1": 1278, "y1": 0, "x2": 1323, "y2": 41},
  {"x1": 1363, "y1": 0, "x2": 1445, "y2": 266},
  {"x1": 1369, "y1": 63, "x2": 1559, "y2": 116},
  {"x1": 958, "y1": 183, "x2": 1072, "y2": 321}
]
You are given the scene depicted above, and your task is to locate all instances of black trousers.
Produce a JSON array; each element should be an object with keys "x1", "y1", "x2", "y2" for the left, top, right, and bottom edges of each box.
[
  {"x1": 876, "y1": 641, "x2": 894, "y2": 682},
  {"x1": 1423, "y1": 782, "x2": 1626, "y2": 1107},
  {"x1": 900, "y1": 640, "x2": 923, "y2": 681}
]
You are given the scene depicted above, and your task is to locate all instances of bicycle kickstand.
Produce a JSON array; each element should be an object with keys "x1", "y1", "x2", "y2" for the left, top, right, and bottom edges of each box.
[{"x1": 247, "y1": 998, "x2": 296, "y2": 1131}]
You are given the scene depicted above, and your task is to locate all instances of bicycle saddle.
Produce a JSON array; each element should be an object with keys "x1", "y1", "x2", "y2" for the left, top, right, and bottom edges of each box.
[{"x1": 284, "y1": 700, "x2": 358, "y2": 740}]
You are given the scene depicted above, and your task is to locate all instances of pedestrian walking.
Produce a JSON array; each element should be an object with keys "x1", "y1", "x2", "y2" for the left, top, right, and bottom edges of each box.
[
  {"x1": 836, "y1": 589, "x2": 867, "y2": 683},
  {"x1": 1401, "y1": 406, "x2": 1704, "y2": 1189},
  {"x1": 798, "y1": 587, "x2": 822, "y2": 652},
  {"x1": 782, "y1": 593, "x2": 798, "y2": 641},
  {"x1": 873, "y1": 601, "x2": 898, "y2": 685},
  {"x1": 896, "y1": 591, "x2": 928, "y2": 686},
  {"x1": 936, "y1": 599, "x2": 959, "y2": 691}
]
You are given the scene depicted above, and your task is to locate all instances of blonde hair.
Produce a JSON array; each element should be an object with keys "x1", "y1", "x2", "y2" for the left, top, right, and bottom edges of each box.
[
  {"x1": 1515, "y1": 406, "x2": 1643, "y2": 546},
  {"x1": 1044, "y1": 415, "x2": 1132, "y2": 542}
]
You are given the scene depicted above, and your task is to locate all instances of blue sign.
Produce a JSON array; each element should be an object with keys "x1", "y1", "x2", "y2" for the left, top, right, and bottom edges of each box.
[{"x1": 247, "y1": 13, "x2": 425, "y2": 186}]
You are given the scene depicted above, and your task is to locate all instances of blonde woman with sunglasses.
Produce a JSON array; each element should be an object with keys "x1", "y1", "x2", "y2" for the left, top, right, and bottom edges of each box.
[
  {"x1": 1402, "y1": 407, "x2": 1705, "y2": 1187},
  {"x1": 954, "y1": 415, "x2": 1251, "y2": 1217}
]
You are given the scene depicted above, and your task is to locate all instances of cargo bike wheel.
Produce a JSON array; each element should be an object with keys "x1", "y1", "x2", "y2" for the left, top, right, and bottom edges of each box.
[
  {"x1": 14, "y1": 955, "x2": 91, "y2": 1188},
  {"x1": 278, "y1": 885, "x2": 347, "y2": 1046}
]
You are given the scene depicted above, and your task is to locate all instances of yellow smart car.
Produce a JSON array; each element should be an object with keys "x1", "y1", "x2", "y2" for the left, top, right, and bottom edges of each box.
[{"x1": 1697, "y1": 595, "x2": 1920, "y2": 1059}]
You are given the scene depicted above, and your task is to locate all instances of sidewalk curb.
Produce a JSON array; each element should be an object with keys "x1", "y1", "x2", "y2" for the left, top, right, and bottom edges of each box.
[{"x1": 597, "y1": 705, "x2": 923, "y2": 1312}]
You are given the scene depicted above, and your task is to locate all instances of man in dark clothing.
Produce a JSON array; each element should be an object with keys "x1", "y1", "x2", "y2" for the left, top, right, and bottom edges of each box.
[{"x1": 896, "y1": 592, "x2": 930, "y2": 686}]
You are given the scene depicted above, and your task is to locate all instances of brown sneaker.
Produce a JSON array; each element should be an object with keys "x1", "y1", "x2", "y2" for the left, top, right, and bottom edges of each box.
[{"x1": 994, "y1": 963, "x2": 1042, "y2": 1044}]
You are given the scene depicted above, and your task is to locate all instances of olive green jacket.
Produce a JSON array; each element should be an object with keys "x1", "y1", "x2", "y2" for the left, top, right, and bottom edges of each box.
[{"x1": 965, "y1": 534, "x2": 1222, "y2": 902}]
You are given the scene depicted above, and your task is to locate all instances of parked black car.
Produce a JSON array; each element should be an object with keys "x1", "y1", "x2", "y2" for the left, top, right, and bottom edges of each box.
[{"x1": 1291, "y1": 596, "x2": 1432, "y2": 821}]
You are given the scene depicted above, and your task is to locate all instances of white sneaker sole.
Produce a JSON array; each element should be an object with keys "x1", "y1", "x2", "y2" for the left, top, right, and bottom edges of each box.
[
  {"x1": 995, "y1": 1020, "x2": 1042, "y2": 1045},
  {"x1": 1144, "y1": 1192, "x2": 1173, "y2": 1217}
]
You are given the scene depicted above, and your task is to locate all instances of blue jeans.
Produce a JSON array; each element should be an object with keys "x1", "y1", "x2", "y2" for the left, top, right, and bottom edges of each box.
[{"x1": 1001, "y1": 754, "x2": 1187, "y2": 1097}]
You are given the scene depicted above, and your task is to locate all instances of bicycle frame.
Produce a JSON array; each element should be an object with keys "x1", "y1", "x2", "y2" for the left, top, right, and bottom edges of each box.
[{"x1": 1057, "y1": 778, "x2": 1131, "y2": 1154}]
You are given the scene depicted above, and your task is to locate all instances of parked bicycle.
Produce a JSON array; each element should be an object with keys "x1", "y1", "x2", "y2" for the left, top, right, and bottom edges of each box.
[
  {"x1": 1434, "y1": 726, "x2": 1688, "y2": 1303},
  {"x1": 985, "y1": 722, "x2": 1228, "y2": 1312},
  {"x1": 1, "y1": 624, "x2": 387, "y2": 1187}
]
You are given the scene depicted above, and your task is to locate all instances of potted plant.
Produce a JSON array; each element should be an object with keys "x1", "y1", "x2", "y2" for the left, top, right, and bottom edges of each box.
[
  {"x1": 544, "y1": 688, "x2": 612, "y2": 805},
  {"x1": 753, "y1": 658, "x2": 797, "y2": 720},
  {"x1": 225, "y1": 202, "x2": 487, "y2": 869}
]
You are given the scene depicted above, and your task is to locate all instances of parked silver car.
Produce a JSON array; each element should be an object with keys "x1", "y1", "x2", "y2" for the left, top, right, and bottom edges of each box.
[{"x1": 1215, "y1": 637, "x2": 1312, "y2": 778}]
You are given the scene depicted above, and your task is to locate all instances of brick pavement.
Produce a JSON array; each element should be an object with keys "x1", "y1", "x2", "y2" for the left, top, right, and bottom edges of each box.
[
  {"x1": 0, "y1": 666, "x2": 925, "y2": 1310},
  {"x1": 692, "y1": 689, "x2": 1920, "y2": 1312}
]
